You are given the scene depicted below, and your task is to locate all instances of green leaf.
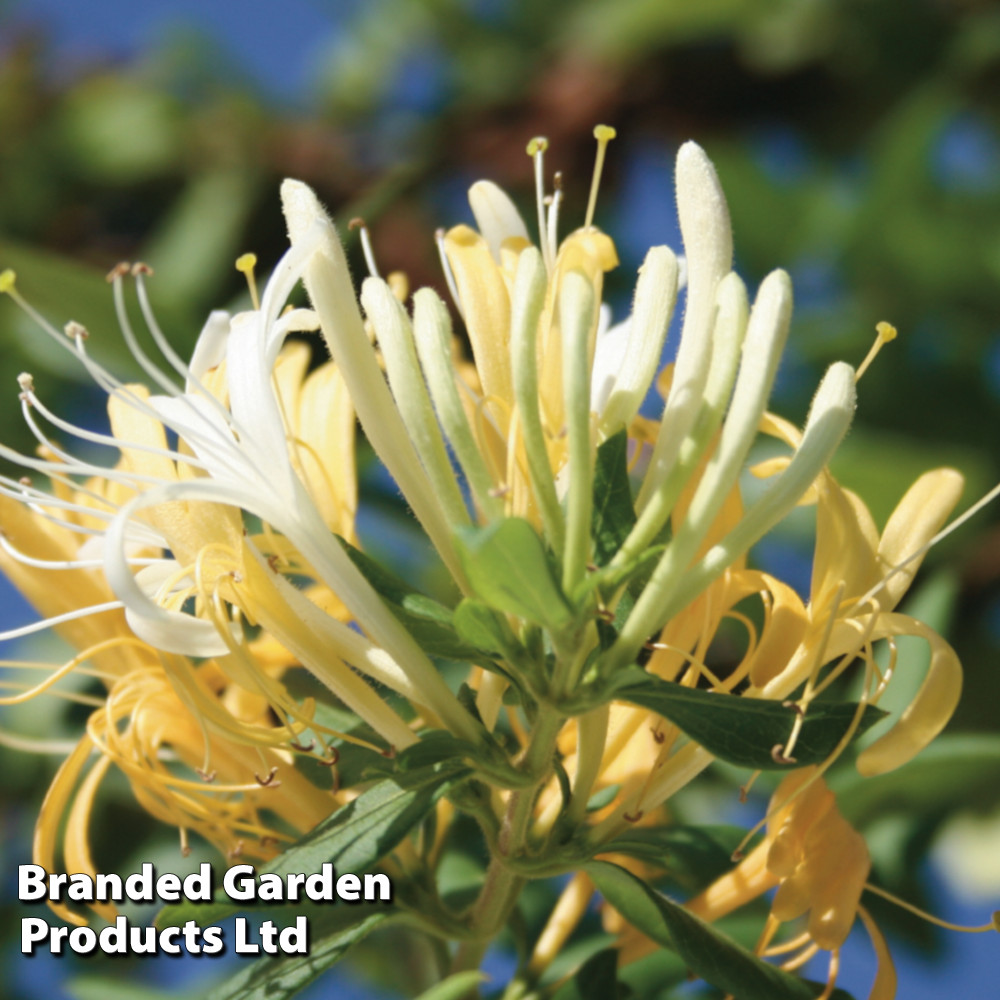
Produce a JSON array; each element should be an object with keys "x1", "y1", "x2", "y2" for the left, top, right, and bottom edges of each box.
[
  {"x1": 157, "y1": 760, "x2": 468, "y2": 929},
  {"x1": 455, "y1": 518, "x2": 573, "y2": 630},
  {"x1": 591, "y1": 429, "x2": 636, "y2": 567},
  {"x1": 412, "y1": 971, "x2": 487, "y2": 1000},
  {"x1": 612, "y1": 670, "x2": 886, "y2": 770},
  {"x1": 453, "y1": 598, "x2": 524, "y2": 662},
  {"x1": 341, "y1": 538, "x2": 481, "y2": 659},
  {"x1": 551, "y1": 947, "x2": 622, "y2": 1000},
  {"x1": 585, "y1": 861, "x2": 856, "y2": 1000},
  {"x1": 599, "y1": 824, "x2": 746, "y2": 893},
  {"x1": 206, "y1": 909, "x2": 390, "y2": 1000}
]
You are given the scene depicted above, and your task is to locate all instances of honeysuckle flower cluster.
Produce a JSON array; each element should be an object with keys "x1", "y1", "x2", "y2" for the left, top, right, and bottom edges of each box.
[{"x1": 1, "y1": 129, "x2": 996, "y2": 999}]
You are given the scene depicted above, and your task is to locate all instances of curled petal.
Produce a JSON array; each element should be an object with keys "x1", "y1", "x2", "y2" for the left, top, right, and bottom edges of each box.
[{"x1": 856, "y1": 614, "x2": 962, "y2": 776}]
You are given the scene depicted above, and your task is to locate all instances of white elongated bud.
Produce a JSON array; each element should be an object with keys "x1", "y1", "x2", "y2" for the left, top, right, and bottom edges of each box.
[
  {"x1": 469, "y1": 180, "x2": 530, "y2": 262},
  {"x1": 560, "y1": 269, "x2": 597, "y2": 592},
  {"x1": 638, "y1": 142, "x2": 733, "y2": 508},
  {"x1": 361, "y1": 277, "x2": 470, "y2": 527},
  {"x1": 686, "y1": 361, "x2": 857, "y2": 596},
  {"x1": 597, "y1": 246, "x2": 678, "y2": 435},
  {"x1": 280, "y1": 179, "x2": 462, "y2": 580},
  {"x1": 412, "y1": 287, "x2": 503, "y2": 519}
]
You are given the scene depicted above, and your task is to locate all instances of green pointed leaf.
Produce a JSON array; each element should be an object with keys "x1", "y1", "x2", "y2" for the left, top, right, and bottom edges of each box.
[
  {"x1": 586, "y1": 861, "x2": 856, "y2": 1000},
  {"x1": 455, "y1": 518, "x2": 573, "y2": 630},
  {"x1": 157, "y1": 760, "x2": 468, "y2": 929},
  {"x1": 599, "y1": 824, "x2": 746, "y2": 893},
  {"x1": 612, "y1": 670, "x2": 886, "y2": 770},
  {"x1": 551, "y1": 947, "x2": 622, "y2": 1000},
  {"x1": 341, "y1": 537, "x2": 480, "y2": 659},
  {"x1": 453, "y1": 598, "x2": 523, "y2": 661},
  {"x1": 592, "y1": 429, "x2": 636, "y2": 566},
  {"x1": 206, "y1": 908, "x2": 390, "y2": 1000}
]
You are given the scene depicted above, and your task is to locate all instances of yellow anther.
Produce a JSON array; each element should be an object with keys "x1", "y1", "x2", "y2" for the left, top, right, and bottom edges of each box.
[
  {"x1": 876, "y1": 320, "x2": 897, "y2": 343},
  {"x1": 387, "y1": 271, "x2": 409, "y2": 303},
  {"x1": 0, "y1": 269, "x2": 16, "y2": 294},
  {"x1": 585, "y1": 124, "x2": 617, "y2": 229},
  {"x1": 235, "y1": 253, "x2": 260, "y2": 311},
  {"x1": 855, "y1": 321, "x2": 899, "y2": 382},
  {"x1": 526, "y1": 136, "x2": 549, "y2": 156}
]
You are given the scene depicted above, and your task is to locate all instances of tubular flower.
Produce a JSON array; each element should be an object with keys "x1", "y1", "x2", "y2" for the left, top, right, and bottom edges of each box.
[{"x1": 0, "y1": 123, "x2": 993, "y2": 999}]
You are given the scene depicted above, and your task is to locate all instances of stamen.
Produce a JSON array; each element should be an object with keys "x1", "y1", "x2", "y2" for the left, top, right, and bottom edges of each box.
[
  {"x1": 348, "y1": 219, "x2": 380, "y2": 279},
  {"x1": 0, "y1": 529, "x2": 158, "y2": 571},
  {"x1": 584, "y1": 124, "x2": 617, "y2": 229},
  {"x1": 863, "y1": 882, "x2": 998, "y2": 933},
  {"x1": 855, "y1": 321, "x2": 897, "y2": 382},
  {"x1": 546, "y1": 172, "x2": 563, "y2": 265},
  {"x1": 0, "y1": 601, "x2": 124, "y2": 643},
  {"x1": 235, "y1": 253, "x2": 260, "y2": 310},
  {"x1": 527, "y1": 136, "x2": 551, "y2": 269}
]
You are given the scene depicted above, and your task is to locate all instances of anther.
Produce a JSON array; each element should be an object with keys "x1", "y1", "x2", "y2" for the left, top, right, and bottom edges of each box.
[
  {"x1": 235, "y1": 253, "x2": 260, "y2": 311},
  {"x1": 17, "y1": 373, "x2": 34, "y2": 394},
  {"x1": 596, "y1": 607, "x2": 615, "y2": 623},
  {"x1": 586, "y1": 562, "x2": 599, "y2": 572},
  {"x1": 488, "y1": 484, "x2": 510, "y2": 498},
  {"x1": 289, "y1": 739, "x2": 315, "y2": 753},
  {"x1": 380, "y1": 745, "x2": 397, "y2": 759},
  {"x1": 585, "y1": 124, "x2": 617, "y2": 229},
  {"x1": 651, "y1": 728, "x2": 665, "y2": 745},
  {"x1": 196, "y1": 768, "x2": 217, "y2": 783},
  {"x1": 64, "y1": 321, "x2": 88, "y2": 340},
  {"x1": 771, "y1": 744, "x2": 797, "y2": 765},
  {"x1": 0, "y1": 269, "x2": 16, "y2": 294},
  {"x1": 131, "y1": 262, "x2": 154, "y2": 277},
  {"x1": 254, "y1": 766, "x2": 280, "y2": 786},
  {"x1": 319, "y1": 745, "x2": 340, "y2": 766},
  {"x1": 855, "y1": 321, "x2": 898, "y2": 382},
  {"x1": 782, "y1": 700, "x2": 805, "y2": 717},
  {"x1": 623, "y1": 809, "x2": 644, "y2": 823},
  {"x1": 105, "y1": 262, "x2": 130, "y2": 283}
]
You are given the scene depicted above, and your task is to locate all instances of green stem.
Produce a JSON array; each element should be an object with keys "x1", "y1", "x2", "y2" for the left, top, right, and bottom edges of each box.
[{"x1": 451, "y1": 707, "x2": 565, "y2": 976}]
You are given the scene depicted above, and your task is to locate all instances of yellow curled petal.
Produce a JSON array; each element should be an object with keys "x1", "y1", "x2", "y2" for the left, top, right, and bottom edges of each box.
[
  {"x1": 33, "y1": 736, "x2": 95, "y2": 925},
  {"x1": 857, "y1": 905, "x2": 898, "y2": 1000},
  {"x1": 856, "y1": 614, "x2": 962, "y2": 776}
]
